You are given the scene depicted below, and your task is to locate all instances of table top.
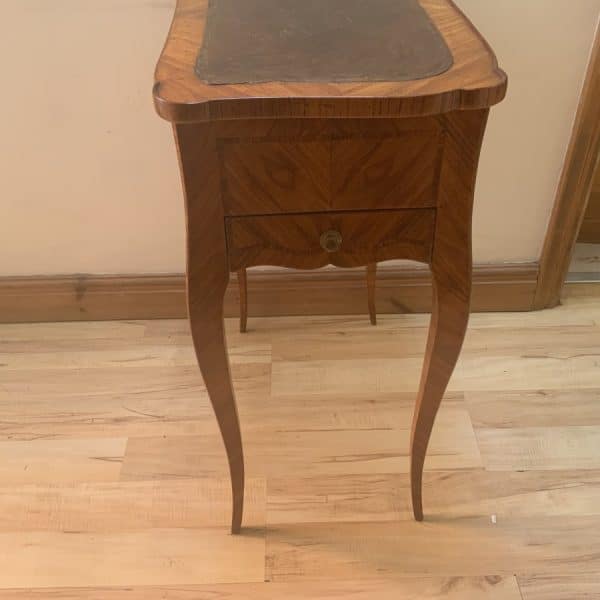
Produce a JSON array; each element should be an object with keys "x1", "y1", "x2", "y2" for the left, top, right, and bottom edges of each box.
[{"x1": 154, "y1": 0, "x2": 507, "y2": 123}]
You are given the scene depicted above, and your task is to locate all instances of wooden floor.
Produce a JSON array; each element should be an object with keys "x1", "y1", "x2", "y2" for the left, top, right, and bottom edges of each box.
[{"x1": 1, "y1": 284, "x2": 599, "y2": 599}]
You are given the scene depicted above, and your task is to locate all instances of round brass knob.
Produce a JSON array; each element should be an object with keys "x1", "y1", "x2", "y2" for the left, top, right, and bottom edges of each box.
[{"x1": 320, "y1": 230, "x2": 342, "y2": 253}]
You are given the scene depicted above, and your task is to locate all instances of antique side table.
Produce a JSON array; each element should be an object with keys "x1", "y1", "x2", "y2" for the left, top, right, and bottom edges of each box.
[{"x1": 154, "y1": 0, "x2": 507, "y2": 534}]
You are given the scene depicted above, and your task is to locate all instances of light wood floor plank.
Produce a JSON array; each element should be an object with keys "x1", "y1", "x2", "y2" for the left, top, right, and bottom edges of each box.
[
  {"x1": 1, "y1": 285, "x2": 599, "y2": 597},
  {"x1": 0, "y1": 528, "x2": 265, "y2": 588},
  {"x1": 0, "y1": 577, "x2": 522, "y2": 599},
  {"x1": 0, "y1": 321, "x2": 146, "y2": 342},
  {"x1": 466, "y1": 389, "x2": 600, "y2": 428},
  {"x1": 272, "y1": 349, "x2": 600, "y2": 395},
  {"x1": 0, "y1": 478, "x2": 265, "y2": 532},
  {"x1": 518, "y1": 574, "x2": 600, "y2": 600},
  {"x1": 266, "y1": 517, "x2": 600, "y2": 580},
  {"x1": 271, "y1": 325, "x2": 428, "y2": 362},
  {"x1": 272, "y1": 339, "x2": 600, "y2": 394},
  {"x1": 461, "y1": 324, "x2": 600, "y2": 355},
  {"x1": 267, "y1": 470, "x2": 600, "y2": 524},
  {"x1": 0, "y1": 337, "x2": 270, "y2": 370},
  {"x1": 272, "y1": 323, "x2": 599, "y2": 363},
  {"x1": 0, "y1": 364, "x2": 269, "y2": 441},
  {"x1": 0, "y1": 438, "x2": 126, "y2": 484},
  {"x1": 271, "y1": 358, "x2": 424, "y2": 395},
  {"x1": 476, "y1": 426, "x2": 600, "y2": 470},
  {"x1": 120, "y1": 405, "x2": 481, "y2": 480},
  {"x1": 453, "y1": 353, "x2": 600, "y2": 391},
  {"x1": 243, "y1": 391, "x2": 465, "y2": 435}
]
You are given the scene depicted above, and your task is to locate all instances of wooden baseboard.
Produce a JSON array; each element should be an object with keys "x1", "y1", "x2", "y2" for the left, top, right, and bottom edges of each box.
[{"x1": 0, "y1": 263, "x2": 538, "y2": 323}]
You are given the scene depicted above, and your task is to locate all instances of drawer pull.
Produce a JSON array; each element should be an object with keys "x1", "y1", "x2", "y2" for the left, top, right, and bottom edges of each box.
[{"x1": 320, "y1": 230, "x2": 343, "y2": 253}]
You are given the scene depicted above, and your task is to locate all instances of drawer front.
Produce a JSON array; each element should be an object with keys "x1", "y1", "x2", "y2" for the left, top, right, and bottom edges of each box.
[
  {"x1": 220, "y1": 140, "x2": 331, "y2": 215},
  {"x1": 332, "y1": 133, "x2": 442, "y2": 210},
  {"x1": 226, "y1": 209, "x2": 435, "y2": 271},
  {"x1": 219, "y1": 129, "x2": 442, "y2": 216}
]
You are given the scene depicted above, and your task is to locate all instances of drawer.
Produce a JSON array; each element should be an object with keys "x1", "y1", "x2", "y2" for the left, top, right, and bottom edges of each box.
[
  {"x1": 219, "y1": 129, "x2": 442, "y2": 216},
  {"x1": 331, "y1": 133, "x2": 442, "y2": 210},
  {"x1": 226, "y1": 209, "x2": 435, "y2": 271},
  {"x1": 220, "y1": 140, "x2": 331, "y2": 215}
]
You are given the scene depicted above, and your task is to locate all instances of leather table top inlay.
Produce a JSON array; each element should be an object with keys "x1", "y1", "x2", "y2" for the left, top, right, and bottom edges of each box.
[{"x1": 196, "y1": 0, "x2": 454, "y2": 84}]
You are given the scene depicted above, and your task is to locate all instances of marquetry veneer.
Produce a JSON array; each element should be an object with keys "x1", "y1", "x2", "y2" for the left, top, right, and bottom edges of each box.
[{"x1": 154, "y1": 0, "x2": 507, "y2": 534}]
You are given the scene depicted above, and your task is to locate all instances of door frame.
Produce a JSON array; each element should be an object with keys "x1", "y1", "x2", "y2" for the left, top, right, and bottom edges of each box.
[{"x1": 534, "y1": 24, "x2": 600, "y2": 309}]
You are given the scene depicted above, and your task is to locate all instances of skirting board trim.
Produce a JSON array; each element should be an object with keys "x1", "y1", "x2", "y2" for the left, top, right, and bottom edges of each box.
[{"x1": 0, "y1": 262, "x2": 538, "y2": 323}]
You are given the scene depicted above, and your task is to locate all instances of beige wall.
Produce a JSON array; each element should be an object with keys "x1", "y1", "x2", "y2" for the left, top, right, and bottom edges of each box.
[{"x1": 1, "y1": 0, "x2": 599, "y2": 277}]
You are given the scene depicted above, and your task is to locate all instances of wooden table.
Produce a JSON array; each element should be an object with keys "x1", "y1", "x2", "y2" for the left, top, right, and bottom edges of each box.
[{"x1": 154, "y1": 0, "x2": 507, "y2": 534}]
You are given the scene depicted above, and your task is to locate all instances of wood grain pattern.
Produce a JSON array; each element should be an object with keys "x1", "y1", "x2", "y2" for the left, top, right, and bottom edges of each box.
[
  {"x1": 175, "y1": 123, "x2": 245, "y2": 533},
  {"x1": 168, "y1": 111, "x2": 491, "y2": 529},
  {"x1": 367, "y1": 263, "x2": 378, "y2": 325},
  {"x1": 1, "y1": 285, "x2": 600, "y2": 595},
  {"x1": 0, "y1": 479, "x2": 266, "y2": 531},
  {"x1": 153, "y1": 0, "x2": 507, "y2": 122},
  {"x1": 534, "y1": 28, "x2": 600, "y2": 308},
  {"x1": 237, "y1": 265, "x2": 379, "y2": 330},
  {"x1": 267, "y1": 470, "x2": 600, "y2": 524},
  {"x1": 155, "y1": 0, "x2": 505, "y2": 533},
  {"x1": 410, "y1": 109, "x2": 488, "y2": 520},
  {"x1": 518, "y1": 574, "x2": 600, "y2": 600},
  {"x1": 118, "y1": 407, "x2": 481, "y2": 480},
  {"x1": 466, "y1": 389, "x2": 600, "y2": 429},
  {"x1": 238, "y1": 269, "x2": 248, "y2": 333},
  {"x1": 269, "y1": 353, "x2": 600, "y2": 397},
  {"x1": 0, "y1": 529, "x2": 265, "y2": 588},
  {"x1": 332, "y1": 132, "x2": 442, "y2": 210},
  {"x1": 265, "y1": 517, "x2": 600, "y2": 580},
  {"x1": 219, "y1": 120, "x2": 442, "y2": 215},
  {"x1": 221, "y1": 139, "x2": 331, "y2": 215},
  {"x1": 0, "y1": 262, "x2": 540, "y2": 323},
  {"x1": 0, "y1": 438, "x2": 126, "y2": 485},
  {"x1": 226, "y1": 210, "x2": 435, "y2": 271},
  {"x1": 0, "y1": 578, "x2": 522, "y2": 599},
  {"x1": 476, "y1": 426, "x2": 600, "y2": 471},
  {"x1": 578, "y1": 163, "x2": 600, "y2": 243}
]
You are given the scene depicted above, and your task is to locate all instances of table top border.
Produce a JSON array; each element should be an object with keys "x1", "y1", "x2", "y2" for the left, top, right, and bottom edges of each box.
[{"x1": 154, "y1": 0, "x2": 507, "y2": 123}]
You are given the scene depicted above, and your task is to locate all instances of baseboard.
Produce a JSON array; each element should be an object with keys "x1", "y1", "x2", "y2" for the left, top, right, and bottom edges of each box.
[{"x1": 0, "y1": 263, "x2": 538, "y2": 323}]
